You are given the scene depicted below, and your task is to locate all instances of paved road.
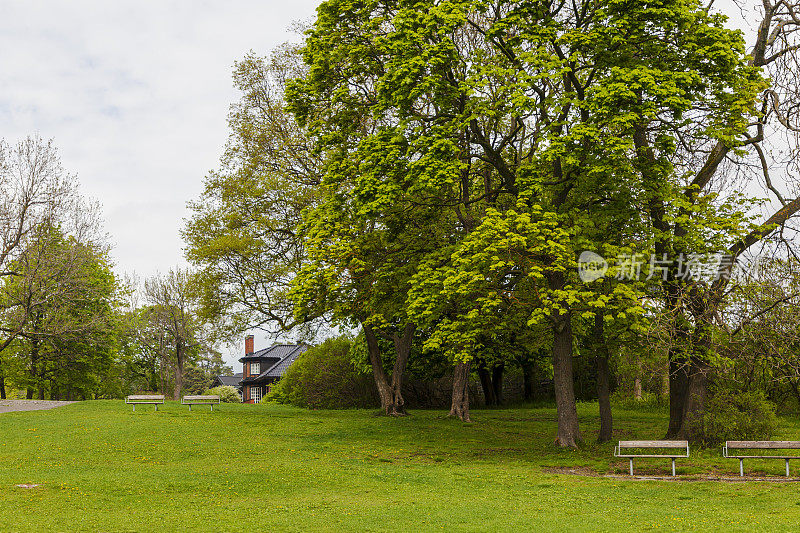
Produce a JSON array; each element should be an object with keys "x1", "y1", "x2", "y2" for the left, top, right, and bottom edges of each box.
[{"x1": 0, "y1": 400, "x2": 77, "y2": 413}]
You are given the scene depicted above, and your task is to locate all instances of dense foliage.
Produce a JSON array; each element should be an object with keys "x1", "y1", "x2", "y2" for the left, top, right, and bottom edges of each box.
[
  {"x1": 266, "y1": 337, "x2": 378, "y2": 409},
  {"x1": 182, "y1": 0, "x2": 800, "y2": 447}
]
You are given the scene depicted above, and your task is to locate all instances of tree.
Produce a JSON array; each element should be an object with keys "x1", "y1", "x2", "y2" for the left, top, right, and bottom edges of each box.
[
  {"x1": 0, "y1": 136, "x2": 101, "y2": 398},
  {"x1": 141, "y1": 269, "x2": 210, "y2": 400},
  {"x1": 183, "y1": 46, "x2": 322, "y2": 339},
  {"x1": 639, "y1": 0, "x2": 800, "y2": 440},
  {"x1": 0, "y1": 224, "x2": 119, "y2": 400},
  {"x1": 289, "y1": 0, "x2": 757, "y2": 447}
]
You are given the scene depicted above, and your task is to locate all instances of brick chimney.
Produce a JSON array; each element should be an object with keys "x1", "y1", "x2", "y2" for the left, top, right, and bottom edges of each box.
[{"x1": 245, "y1": 335, "x2": 254, "y2": 356}]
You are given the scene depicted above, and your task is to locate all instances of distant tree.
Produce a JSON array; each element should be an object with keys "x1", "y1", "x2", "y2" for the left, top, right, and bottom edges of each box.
[
  {"x1": 0, "y1": 136, "x2": 101, "y2": 398},
  {"x1": 141, "y1": 269, "x2": 214, "y2": 400},
  {"x1": 183, "y1": 46, "x2": 322, "y2": 339},
  {"x1": 0, "y1": 224, "x2": 119, "y2": 400}
]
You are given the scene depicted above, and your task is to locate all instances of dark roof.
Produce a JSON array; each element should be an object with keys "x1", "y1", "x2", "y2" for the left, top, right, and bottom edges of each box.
[
  {"x1": 240, "y1": 343, "x2": 307, "y2": 362},
  {"x1": 214, "y1": 374, "x2": 242, "y2": 388},
  {"x1": 251, "y1": 343, "x2": 309, "y2": 383}
]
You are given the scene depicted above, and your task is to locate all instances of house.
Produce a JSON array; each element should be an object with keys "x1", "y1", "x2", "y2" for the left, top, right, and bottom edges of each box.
[
  {"x1": 239, "y1": 335, "x2": 309, "y2": 403},
  {"x1": 210, "y1": 373, "x2": 242, "y2": 391}
]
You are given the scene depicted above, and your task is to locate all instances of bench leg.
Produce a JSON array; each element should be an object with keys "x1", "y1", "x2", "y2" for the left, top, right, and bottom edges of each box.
[
  {"x1": 629, "y1": 458, "x2": 634, "y2": 476},
  {"x1": 189, "y1": 404, "x2": 192, "y2": 411},
  {"x1": 786, "y1": 459, "x2": 790, "y2": 478},
  {"x1": 672, "y1": 458, "x2": 676, "y2": 477},
  {"x1": 154, "y1": 404, "x2": 158, "y2": 412},
  {"x1": 740, "y1": 459, "x2": 744, "y2": 477},
  {"x1": 210, "y1": 404, "x2": 213, "y2": 412},
  {"x1": 132, "y1": 404, "x2": 135, "y2": 412}
]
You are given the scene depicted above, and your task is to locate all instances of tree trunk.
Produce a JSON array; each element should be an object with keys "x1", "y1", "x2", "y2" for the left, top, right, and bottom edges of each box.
[
  {"x1": 522, "y1": 361, "x2": 534, "y2": 401},
  {"x1": 593, "y1": 313, "x2": 613, "y2": 443},
  {"x1": 449, "y1": 360, "x2": 471, "y2": 422},
  {"x1": 680, "y1": 358, "x2": 710, "y2": 439},
  {"x1": 678, "y1": 314, "x2": 713, "y2": 439},
  {"x1": 491, "y1": 363, "x2": 504, "y2": 406},
  {"x1": 389, "y1": 323, "x2": 415, "y2": 415},
  {"x1": 666, "y1": 355, "x2": 689, "y2": 438},
  {"x1": 552, "y1": 311, "x2": 581, "y2": 447},
  {"x1": 27, "y1": 339, "x2": 39, "y2": 400},
  {"x1": 634, "y1": 354, "x2": 642, "y2": 400},
  {"x1": 0, "y1": 376, "x2": 5, "y2": 399},
  {"x1": 477, "y1": 360, "x2": 496, "y2": 406},
  {"x1": 363, "y1": 323, "x2": 412, "y2": 416},
  {"x1": 173, "y1": 343, "x2": 184, "y2": 401}
]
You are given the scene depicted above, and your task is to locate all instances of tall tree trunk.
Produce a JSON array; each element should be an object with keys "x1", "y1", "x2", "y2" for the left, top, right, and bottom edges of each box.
[
  {"x1": 665, "y1": 294, "x2": 691, "y2": 439},
  {"x1": 666, "y1": 356, "x2": 689, "y2": 438},
  {"x1": 552, "y1": 312, "x2": 581, "y2": 447},
  {"x1": 548, "y1": 270, "x2": 581, "y2": 447},
  {"x1": 389, "y1": 323, "x2": 415, "y2": 415},
  {"x1": 27, "y1": 339, "x2": 39, "y2": 400},
  {"x1": 679, "y1": 313, "x2": 713, "y2": 439},
  {"x1": 522, "y1": 360, "x2": 534, "y2": 401},
  {"x1": 491, "y1": 363, "x2": 504, "y2": 406},
  {"x1": 477, "y1": 359, "x2": 496, "y2": 406},
  {"x1": 173, "y1": 343, "x2": 184, "y2": 401},
  {"x1": 450, "y1": 360, "x2": 471, "y2": 422},
  {"x1": 363, "y1": 323, "x2": 412, "y2": 416},
  {"x1": 0, "y1": 375, "x2": 5, "y2": 399},
  {"x1": 593, "y1": 312, "x2": 613, "y2": 443},
  {"x1": 680, "y1": 358, "x2": 710, "y2": 439},
  {"x1": 634, "y1": 354, "x2": 642, "y2": 401}
]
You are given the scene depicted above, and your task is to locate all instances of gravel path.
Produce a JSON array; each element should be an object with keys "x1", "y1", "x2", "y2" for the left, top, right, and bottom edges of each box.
[{"x1": 0, "y1": 399, "x2": 77, "y2": 413}]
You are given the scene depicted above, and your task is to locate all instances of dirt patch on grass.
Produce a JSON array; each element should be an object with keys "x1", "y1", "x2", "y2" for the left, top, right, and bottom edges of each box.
[
  {"x1": 542, "y1": 466, "x2": 602, "y2": 477},
  {"x1": 544, "y1": 465, "x2": 800, "y2": 482},
  {"x1": 0, "y1": 400, "x2": 77, "y2": 414}
]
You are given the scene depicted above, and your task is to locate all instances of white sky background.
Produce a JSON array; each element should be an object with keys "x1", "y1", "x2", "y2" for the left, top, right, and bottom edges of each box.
[
  {"x1": 0, "y1": 1, "x2": 785, "y2": 370},
  {"x1": 0, "y1": 1, "x2": 322, "y2": 368},
  {"x1": 1, "y1": 0, "x2": 320, "y2": 278}
]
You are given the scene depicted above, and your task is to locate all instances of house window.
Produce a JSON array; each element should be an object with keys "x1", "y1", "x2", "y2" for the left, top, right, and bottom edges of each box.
[
  {"x1": 250, "y1": 386, "x2": 262, "y2": 403},
  {"x1": 250, "y1": 362, "x2": 260, "y2": 375}
]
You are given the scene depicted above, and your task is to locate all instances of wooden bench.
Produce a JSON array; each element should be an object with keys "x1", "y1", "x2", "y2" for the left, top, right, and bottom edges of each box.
[
  {"x1": 125, "y1": 395, "x2": 165, "y2": 411},
  {"x1": 724, "y1": 441, "x2": 800, "y2": 477},
  {"x1": 614, "y1": 440, "x2": 690, "y2": 476},
  {"x1": 181, "y1": 395, "x2": 220, "y2": 411}
]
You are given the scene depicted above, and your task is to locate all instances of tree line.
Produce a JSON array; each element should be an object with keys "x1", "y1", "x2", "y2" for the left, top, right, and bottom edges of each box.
[{"x1": 0, "y1": 138, "x2": 229, "y2": 401}]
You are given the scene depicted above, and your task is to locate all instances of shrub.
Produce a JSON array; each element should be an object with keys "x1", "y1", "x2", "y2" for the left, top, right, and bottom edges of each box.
[
  {"x1": 204, "y1": 385, "x2": 241, "y2": 403},
  {"x1": 686, "y1": 388, "x2": 778, "y2": 446},
  {"x1": 610, "y1": 391, "x2": 668, "y2": 411},
  {"x1": 265, "y1": 336, "x2": 378, "y2": 409}
]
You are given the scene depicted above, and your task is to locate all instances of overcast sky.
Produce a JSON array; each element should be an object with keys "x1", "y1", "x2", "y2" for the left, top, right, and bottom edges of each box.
[{"x1": 1, "y1": 0, "x2": 320, "y2": 278}]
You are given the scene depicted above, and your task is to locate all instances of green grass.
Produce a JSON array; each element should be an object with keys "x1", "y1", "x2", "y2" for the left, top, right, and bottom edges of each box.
[{"x1": 2, "y1": 401, "x2": 800, "y2": 532}]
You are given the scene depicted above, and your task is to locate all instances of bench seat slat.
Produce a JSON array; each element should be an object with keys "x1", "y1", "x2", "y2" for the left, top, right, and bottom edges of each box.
[
  {"x1": 615, "y1": 454, "x2": 688, "y2": 458},
  {"x1": 725, "y1": 455, "x2": 800, "y2": 459},
  {"x1": 726, "y1": 441, "x2": 800, "y2": 449},
  {"x1": 618, "y1": 440, "x2": 688, "y2": 448},
  {"x1": 182, "y1": 395, "x2": 220, "y2": 401},
  {"x1": 126, "y1": 395, "x2": 164, "y2": 403}
]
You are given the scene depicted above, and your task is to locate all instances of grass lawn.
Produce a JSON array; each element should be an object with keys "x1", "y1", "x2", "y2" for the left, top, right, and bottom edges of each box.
[{"x1": 2, "y1": 401, "x2": 800, "y2": 532}]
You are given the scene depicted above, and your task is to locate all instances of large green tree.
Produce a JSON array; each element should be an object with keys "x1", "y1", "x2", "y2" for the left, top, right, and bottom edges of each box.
[
  {"x1": 288, "y1": 0, "x2": 758, "y2": 446},
  {"x1": 0, "y1": 225, "x2": 119, "y2": 400}
]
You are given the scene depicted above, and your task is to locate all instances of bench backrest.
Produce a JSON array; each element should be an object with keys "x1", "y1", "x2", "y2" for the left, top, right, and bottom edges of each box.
[
  {"x1": 183, "y1": 395, "x2": 220, "y2": 401},
  {"x1": 127, "y1": 395, "x2": 165, "y2": 401},
  {"x1": 618, "y1": 440, "x2": 688, "y2": 449},
  {"x1": 726, "y1": 441, "x2": 800, "y2": 449}
]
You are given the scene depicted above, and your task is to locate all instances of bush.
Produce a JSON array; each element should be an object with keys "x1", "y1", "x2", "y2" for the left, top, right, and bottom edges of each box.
[
  {"x1": 204, "y1": 385, "x2": 241, "y2": 403},
  {"x1": 687, "y1": 388, "x2": 778, "y2": 446},
  {"x1": 610, "y1": 391, "x2": 668, "y2": 411},
  {"x1": 265, "y1": 336, "x2": 378, "y2": 409}
]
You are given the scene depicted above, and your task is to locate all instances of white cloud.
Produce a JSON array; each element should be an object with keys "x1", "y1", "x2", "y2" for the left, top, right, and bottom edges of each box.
[{"x1": 0, "y1": 0, "x2": 321, "y2": 279}]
